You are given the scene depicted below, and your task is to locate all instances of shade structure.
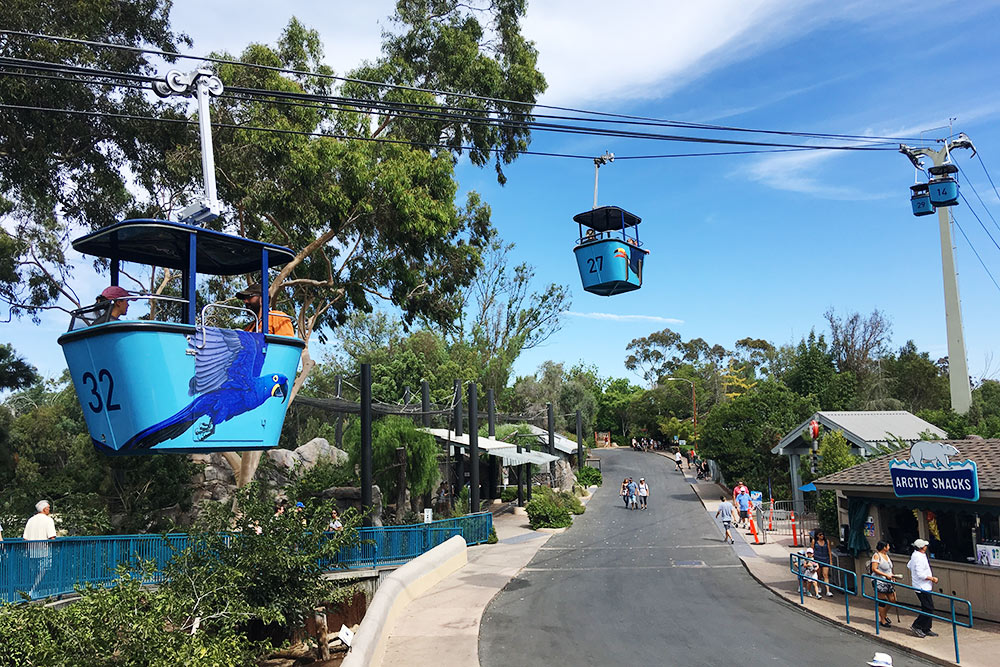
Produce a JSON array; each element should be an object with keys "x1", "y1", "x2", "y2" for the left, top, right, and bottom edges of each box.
[
  {"x1": 490, "y1": 447, "x2": 559, "y2": 466},
  {"x1": 799, "y1": 482, "x2": 818, "y2": 492}
]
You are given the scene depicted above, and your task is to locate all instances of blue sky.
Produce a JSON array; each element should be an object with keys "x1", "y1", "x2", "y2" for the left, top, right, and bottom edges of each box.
[{"x1": 8, "y1": 0, "x2": 1000, "y2": 389}]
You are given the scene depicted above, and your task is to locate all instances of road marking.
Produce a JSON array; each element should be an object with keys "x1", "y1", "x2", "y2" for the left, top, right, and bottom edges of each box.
[
  {"x1": 538, "y1": 545, "x2": 731, "y2": 550},
  {"x1": 522, "y1": 564, "x2": 744, "y2": 571}
]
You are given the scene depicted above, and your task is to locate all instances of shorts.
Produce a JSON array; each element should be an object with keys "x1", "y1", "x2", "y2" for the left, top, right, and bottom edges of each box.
[
  {"x1": 722, "y1": 520, "x2": 732, "y2": 530},
  {"x1": 739, "y1": 510, "x2": 749, "y2": 520}
]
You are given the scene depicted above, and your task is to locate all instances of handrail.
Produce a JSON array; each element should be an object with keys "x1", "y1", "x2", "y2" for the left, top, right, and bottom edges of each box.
[
  {"x1": 68, "y1": 294, "x2": 190, "y2": 330},
  {"x1": 789, "y1": 553, "x2": 858, "y2": 623},
  {"x1": 197, "y1": 302, "x2": 259, "y2": 346},
  {"x1": 861, "y1": 573, "x2": 972, "y2": 664},
  {"x1": 1, "y1": 512, "x2": 492, "y2": 603}
]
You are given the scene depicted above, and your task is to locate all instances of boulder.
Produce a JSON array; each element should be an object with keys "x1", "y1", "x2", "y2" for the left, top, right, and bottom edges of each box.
[{"x1": 553, "y1": 459, "x2": 575, "y2": 492}]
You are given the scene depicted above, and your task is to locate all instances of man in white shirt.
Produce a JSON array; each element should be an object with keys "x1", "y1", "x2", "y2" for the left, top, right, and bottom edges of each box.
[
  {"x1": 906, "y1": 538, "x2": 939, "y2": 638},
  {"x1": 23, "y1": 500, "x2": 57, "y2": 598}
]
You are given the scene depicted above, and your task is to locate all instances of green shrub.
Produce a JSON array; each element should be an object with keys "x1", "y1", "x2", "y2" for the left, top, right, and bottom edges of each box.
[
  {"x1": 487, "y1": 526, "x2": 498, "y2": 544},
  {"x1": 500, "y1": 486, "x2": 518, "y2": 502},
  {"x1": 525, "y1": 496, "x2": 571, "y2": 529},
  {"x1": 575, "y1": 466, "x2": 602, "y2": 487},
  {"x1": 557, "y1": 490, "x2": 585, "y2": 515}
]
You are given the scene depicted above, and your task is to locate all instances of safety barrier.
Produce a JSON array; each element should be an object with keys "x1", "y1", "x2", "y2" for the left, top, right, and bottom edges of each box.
[
  {"x1": 861, "y1": 573, "x2": 972, "y2": 664},
  {"x1": 789, "y1": 553, "x2": 858, "y2": 624},
  {"x1": 765, "y1": 500, "x2": 818, "y2": 546},
  {"x1": 0, "y1": 512, "x2": 492, "y2": 603}
]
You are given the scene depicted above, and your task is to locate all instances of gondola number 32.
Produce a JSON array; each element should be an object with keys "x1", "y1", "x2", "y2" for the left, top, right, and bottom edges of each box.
[{"x1": 81, "y1": 369, "x2": 122, "y2": 412}]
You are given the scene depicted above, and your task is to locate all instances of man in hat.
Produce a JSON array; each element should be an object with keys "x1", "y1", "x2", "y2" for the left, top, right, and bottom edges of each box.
[
  {"x1": 867, "y1": 652, "x2": 893, "y2": 666},
  {"x1": 906, "y1": 538, "x2": 939, "y2": 637},
  {"x1": 236, "y1": 282, "x2": 295, "y2": 337}
]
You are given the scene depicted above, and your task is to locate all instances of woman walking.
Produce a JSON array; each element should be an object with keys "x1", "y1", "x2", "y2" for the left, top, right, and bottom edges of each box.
[
  {"x1": 637, "y1": 478, "x2": 650, "y2": 510},
  {"x1": 871, "y1": 541, "x2": 899, "y2": 627},
  {"x1": 620, "y1": 478, "x2": 630, "y2": 508},
  {"x1": 812, "y1": 530, "x2": 834, "y2": 596}
]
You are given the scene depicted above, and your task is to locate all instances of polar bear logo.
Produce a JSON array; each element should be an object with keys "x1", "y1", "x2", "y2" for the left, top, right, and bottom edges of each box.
[{"x1": 908, "y1": 441, "x2": 960, "y2": 468}]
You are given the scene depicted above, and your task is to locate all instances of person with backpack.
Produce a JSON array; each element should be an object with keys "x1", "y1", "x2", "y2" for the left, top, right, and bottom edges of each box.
[{"x1": 626, "y1": 478, "x2": 639, "y2": 510}]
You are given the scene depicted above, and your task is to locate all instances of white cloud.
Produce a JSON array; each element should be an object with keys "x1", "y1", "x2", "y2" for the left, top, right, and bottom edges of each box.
[{"x1": 564, "y1": 311, "x2": 683, "y2": 324}]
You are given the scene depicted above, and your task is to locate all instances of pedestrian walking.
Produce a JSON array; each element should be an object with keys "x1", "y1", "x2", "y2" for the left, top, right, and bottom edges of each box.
[
  {"x1": 735, "y1": 487, "x2": 752, "y2": 529},
  {"x1": 637, "y1": 478, "x2": 649, "y2": 510},
  {"x1": 674, "y1": 450, "x2": 684, "y2": 471},
  {"x1": 620, "y1": 478, "x2": 630, "y2": 508},
  {"x1": 871, "y1": 541, "x2": 899, "y2": 627},
  {"x1": 23, "y1": 500, "x2": 57, "y2": 598},
  {"x1": 716, "y1": 495, "x2": 735, "y2": 543},
  {"x1": 732, "y1": 480, "x2": 749, "y2": 505},
  {"x1": 812, "y1": 530, "x2": 834, "y2": 596},
  {"x1": 801, "y1": 547, "x2": 822, "y2": 598},
  {"x1": 906, "y1": 539, "x2": 939, "y2": 638},
  {"x1": 627, "y1": 477, "x2": 639, "y2": 510}
]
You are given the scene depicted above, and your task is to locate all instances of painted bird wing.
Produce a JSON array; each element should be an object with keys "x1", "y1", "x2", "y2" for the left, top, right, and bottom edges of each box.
[{"x1": 188, "y1": 328, "x2": 266, "y2": 395}]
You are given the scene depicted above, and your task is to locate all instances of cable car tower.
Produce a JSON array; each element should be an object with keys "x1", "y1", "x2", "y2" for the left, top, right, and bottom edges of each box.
[{"x1": 899, "y1": 133, "x2": 977, "y2": 414}]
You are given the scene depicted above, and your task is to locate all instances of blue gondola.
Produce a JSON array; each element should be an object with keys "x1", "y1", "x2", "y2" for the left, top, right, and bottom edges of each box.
[
  {"x1": 58, "y1": 219, "x2": 304, "y2": 455},
  {"x1": 910, "y1": 183, "x2": 935, "y2": 217},
  {"x1": 573, "y1": 206, "x2": 649, "y2": 296},
  {"x1": 927, "y1": 163, "x2": 960, "y2": 207}
]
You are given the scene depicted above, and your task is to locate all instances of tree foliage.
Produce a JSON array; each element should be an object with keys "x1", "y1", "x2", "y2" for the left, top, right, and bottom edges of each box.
[
  {"x1": 699, "y1": 380, "x2": 816, "y2": 497},
  {"x1": 0, "y1": 0, "x2": 192, "y2": 318}
]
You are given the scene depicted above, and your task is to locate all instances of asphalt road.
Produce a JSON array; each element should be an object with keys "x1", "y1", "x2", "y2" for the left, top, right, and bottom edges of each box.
[{"x1": 480, "y1": 448, "x2": 935, "y2": 667}]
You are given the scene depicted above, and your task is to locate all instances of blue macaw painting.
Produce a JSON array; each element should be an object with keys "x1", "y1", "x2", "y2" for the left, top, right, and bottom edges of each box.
[
  {"x1": 59, "y1": 324, "x2": 302, "y2": 455},
  {"x1": 122, "y1": 328, "x2": 288, "y2": 451}
]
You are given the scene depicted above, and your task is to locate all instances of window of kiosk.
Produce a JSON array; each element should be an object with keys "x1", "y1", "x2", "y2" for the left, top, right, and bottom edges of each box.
[
  {"x1": 880, "y1": 505, "x2": 919, "y2": 554},
  {"x1": 926, "y1": 509, "x2": 977, "y2": 563}
]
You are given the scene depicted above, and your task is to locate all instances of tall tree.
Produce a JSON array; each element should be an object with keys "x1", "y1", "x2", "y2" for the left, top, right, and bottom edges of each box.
[{"x1": 0, "y1": 0, "x2": 192, "y2": 319}]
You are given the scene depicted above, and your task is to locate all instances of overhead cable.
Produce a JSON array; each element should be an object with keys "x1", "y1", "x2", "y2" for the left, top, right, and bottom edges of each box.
[{"x1": 0, "y1": 29, "x2": 933, "y2": 144}]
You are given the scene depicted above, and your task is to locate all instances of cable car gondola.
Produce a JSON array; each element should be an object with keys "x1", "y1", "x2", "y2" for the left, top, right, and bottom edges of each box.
[
  {"x1": 909, "y1": 183, "x2": 935, "y2": 217},
  {"x1": 927, "y1": 163, "x2": 960, "y2": 207},
  {"x1": 58, "y1": 219, "x2": 304, "y2": 455},
  {"x1": 573, "y1": 206, "x2": 649, "y2": 296}
]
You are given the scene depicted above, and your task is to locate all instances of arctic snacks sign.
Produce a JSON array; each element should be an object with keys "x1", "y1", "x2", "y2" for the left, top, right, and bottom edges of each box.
[{"x1": 889, "y1": 441, "x2": 980, "y2": 502}]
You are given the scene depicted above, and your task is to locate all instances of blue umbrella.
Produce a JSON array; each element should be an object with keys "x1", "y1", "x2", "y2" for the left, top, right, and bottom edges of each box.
[{"x1": 799, "y1": 482, "x2": 817, "y2": 492}]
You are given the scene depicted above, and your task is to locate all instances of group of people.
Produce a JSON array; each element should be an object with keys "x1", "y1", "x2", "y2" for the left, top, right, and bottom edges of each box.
[
  {"x1": 713, "y1": 481, "x2": 754, "y2": 544},
  {"x1": 630, "y1": 437, "x2": 664, "y2": 451},
  {"x1": 619, "y1": 476, "x2": 650, "y2": 510},
  {"x1": 88, "y1": 282, "x2": 295, "y2": 336},
  {"x1": 868, "y1": 538, "x2": 940, "y2": 638}
]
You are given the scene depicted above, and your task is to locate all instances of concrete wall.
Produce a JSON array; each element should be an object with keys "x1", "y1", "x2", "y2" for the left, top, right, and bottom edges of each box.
[{"x1": 342, "y1": 535, "x2": 468, "y2": 667}]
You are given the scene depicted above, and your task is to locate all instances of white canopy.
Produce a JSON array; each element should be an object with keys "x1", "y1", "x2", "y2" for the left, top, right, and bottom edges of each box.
[{"x1": 420, "y1": 427, "x2": 559, "y2": 465}]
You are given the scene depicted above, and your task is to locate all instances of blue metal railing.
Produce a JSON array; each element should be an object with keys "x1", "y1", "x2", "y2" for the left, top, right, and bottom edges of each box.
[
  {"x1": 861, "y1": 573, "x2": 972, "y2": 664},
  {"x1": 1, "y1": 512, "x2": 492, "y2": 603},
  {"x1": 789, "y1": 553, "x2": 858, "y2": 624}
]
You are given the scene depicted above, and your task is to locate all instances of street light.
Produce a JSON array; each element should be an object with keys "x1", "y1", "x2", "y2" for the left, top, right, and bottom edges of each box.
[{"x1": 662, "y1": 377, "x2": 697, "y2": 444}]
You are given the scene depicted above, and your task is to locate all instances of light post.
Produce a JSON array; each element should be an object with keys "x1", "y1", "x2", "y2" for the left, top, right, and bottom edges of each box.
[{"x1": 662, "y1": 378, "x2": 697, "y2": 445}]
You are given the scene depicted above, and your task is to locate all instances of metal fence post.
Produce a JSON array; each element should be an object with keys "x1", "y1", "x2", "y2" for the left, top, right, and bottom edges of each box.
[{"x1": 361, "y1": 363, "x2": 373, "y2": 527}]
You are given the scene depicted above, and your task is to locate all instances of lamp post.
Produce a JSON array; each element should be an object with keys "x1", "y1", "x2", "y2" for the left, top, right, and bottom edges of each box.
[{"x1": 662, "y1": 377, "x2": 697, "y2": 444}]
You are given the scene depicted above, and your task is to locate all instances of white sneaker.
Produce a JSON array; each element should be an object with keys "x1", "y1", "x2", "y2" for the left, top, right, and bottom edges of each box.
[{"x1": 826, "y1": 591, "x2": 834, "y2": 597}]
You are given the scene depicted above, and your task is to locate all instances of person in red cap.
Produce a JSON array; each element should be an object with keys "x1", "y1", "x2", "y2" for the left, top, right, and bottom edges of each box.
[
  {"x1": 236, "y1": 283, "x2": 295, "y2": 337},
  {"x1": 95, "y1": 285, "x2": 133, "y2": 323}
]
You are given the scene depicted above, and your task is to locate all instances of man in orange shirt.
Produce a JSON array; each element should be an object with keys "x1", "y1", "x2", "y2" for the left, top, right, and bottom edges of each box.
[{"x1": 236, "y1": 282, "x2": 296, "y2": 337}]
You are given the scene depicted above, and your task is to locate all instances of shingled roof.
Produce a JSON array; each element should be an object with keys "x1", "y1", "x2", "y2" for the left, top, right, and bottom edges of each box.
[{"x1": 814, "y1": 439, "x2": 1000, "y2": 493}]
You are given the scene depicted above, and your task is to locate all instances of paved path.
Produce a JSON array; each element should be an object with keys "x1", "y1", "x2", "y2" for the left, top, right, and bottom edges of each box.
[
  {"x1": 480, "y1": 449, "x2": 936, "y2": 667},
  {"x1": 380, "y1": 510, "x2": 554, "y2": 666}
]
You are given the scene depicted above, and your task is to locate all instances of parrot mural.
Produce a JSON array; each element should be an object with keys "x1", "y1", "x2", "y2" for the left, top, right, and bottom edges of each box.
[{"x1": 121, "y1": 327, "x2": 288, "y2": 451}]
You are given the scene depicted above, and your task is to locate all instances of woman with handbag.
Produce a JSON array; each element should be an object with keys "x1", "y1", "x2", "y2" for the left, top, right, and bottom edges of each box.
[{"x1": 871, "y1": 541, "x2": 899, "y2": 626}]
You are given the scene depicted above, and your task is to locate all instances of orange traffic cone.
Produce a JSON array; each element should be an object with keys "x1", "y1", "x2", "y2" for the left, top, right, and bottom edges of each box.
[{"x1": 748, "y1": 512, "x2": 762, "y2": 545}]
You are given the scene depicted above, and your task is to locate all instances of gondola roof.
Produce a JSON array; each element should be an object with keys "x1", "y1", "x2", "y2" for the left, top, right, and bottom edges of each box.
[
  {"x1": 72, "y1": 219, "x2": 296, "y2": 275},
  {"x1": 572, "y1": 205, "x2": 642, "y2": 232}
]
